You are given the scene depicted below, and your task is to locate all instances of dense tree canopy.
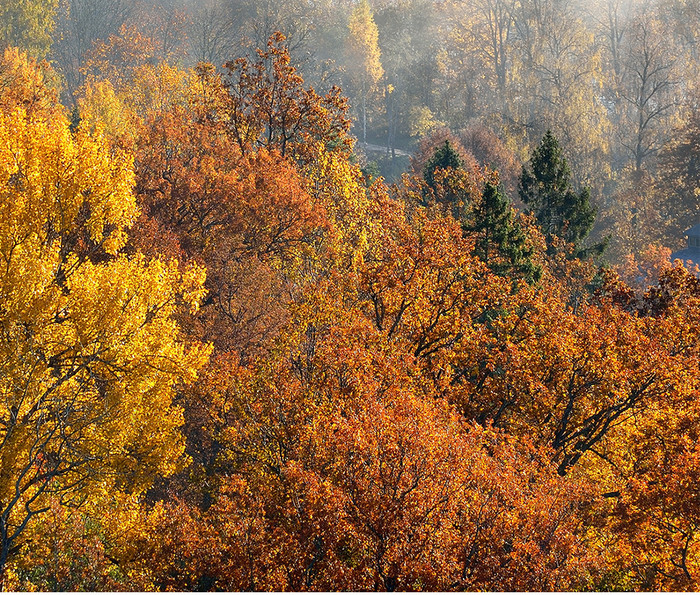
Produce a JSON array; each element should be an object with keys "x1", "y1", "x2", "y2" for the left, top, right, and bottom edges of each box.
[
  {"x1": 0, "y1": 50, "x2": 208, "y2": 585},
  {"x1": 519, "y1": 130, "x2": 598, "y2": 254},
  {"x1": 2, "y1": 0, "x2": 700, "y2": 590},
  {"x1": 0, "y1": 0, "x2": 57, "y2": 58}
]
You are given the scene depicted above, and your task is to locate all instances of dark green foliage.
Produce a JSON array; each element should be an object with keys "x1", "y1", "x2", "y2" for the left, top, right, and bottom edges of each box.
[
  {"x1": 423, "y1": 140, "x2": 463, "y2": 190},
  {"x1": 468, "y1": 181, "x2": 541, "y2": 283},
  {"x1": 519, "y1": 131, "x2": 597, "y2": 256},
  {"x1": 422, "y1": 139, "x2": 539, "y2": 283}
]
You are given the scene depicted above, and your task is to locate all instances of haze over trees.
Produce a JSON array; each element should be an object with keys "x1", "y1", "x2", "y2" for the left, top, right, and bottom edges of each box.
[{"x1": 1, "y1": 0, "x2": 700, "y2": 591}]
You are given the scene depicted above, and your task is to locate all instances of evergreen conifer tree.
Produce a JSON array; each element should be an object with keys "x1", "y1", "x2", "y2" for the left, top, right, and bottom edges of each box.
[
  {"x1": 423, "y1": 140, "x2": 464, "y2": 190},
  {"x1": 469, "y1": 181, "x2": 541, "y2": 283},
  {"x1": 423, "y1": 140, "x2": 540, "y2": 282},
  {"x1": 519, "y1": 131, "x2": 598, "y2": 256}
]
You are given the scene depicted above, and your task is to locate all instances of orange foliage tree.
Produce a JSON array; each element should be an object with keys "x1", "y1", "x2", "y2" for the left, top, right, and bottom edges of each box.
[
  {"x1": 12, "y1": 27, "x2": 700, "y2": 593},
  {"x1": 0, "y1": 50, "x2": 208, "y2": 586}
]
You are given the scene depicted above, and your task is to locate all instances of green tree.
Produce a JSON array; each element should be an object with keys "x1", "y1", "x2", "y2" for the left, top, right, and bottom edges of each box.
[
  {"x1": 423, "y1": 139, "x2": 464, "y2": 190},
  {"x1": 519, "y1": 130, "x2": 597, "y2": 254},
  {"x1": 468, "y1": 181, "x2": 541, "y2": 283},
  {"x1": 422, "y1": 140, "x2": 539, "y2": 282}
]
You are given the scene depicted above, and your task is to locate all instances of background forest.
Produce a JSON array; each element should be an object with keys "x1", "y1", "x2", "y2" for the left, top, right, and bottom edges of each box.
[{"x1": 2, "y1": 0, "x2": 700, "y2": 591}]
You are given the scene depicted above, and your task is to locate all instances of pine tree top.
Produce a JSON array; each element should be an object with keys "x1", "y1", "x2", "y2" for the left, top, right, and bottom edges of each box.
[{"x1": 424, "y1": 140, "x2": 464, "y2": 189}]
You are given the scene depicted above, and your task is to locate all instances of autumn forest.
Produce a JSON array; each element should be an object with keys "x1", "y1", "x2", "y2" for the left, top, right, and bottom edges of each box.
[{"x1": 3, "y1": 0, "x2": 700, "y2": 591}]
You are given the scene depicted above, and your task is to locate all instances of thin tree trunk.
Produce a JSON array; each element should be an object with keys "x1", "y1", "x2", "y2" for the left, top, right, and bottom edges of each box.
[{"x1": 363, "y1": 94, "x2": 367, "y2": 144}]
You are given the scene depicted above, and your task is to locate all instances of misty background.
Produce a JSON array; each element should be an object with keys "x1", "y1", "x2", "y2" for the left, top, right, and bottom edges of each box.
[{"x1": 2, "y1": 0, "x2": 700, "y2": 264}]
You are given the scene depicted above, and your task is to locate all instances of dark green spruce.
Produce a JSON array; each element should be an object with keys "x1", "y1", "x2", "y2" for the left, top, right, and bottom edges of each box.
[
  {"x1": 423, "y1": 140, "x2": 463, "y2": 191},
  {"x1": 519, "y1": 130, "x2": 601, "y2": 257},
  {"x1": 468, "y1": 181, "x2": 541, "y2": 283},
  {"x1": 423, "y1": 140, "x2": 539, "y2": 283}
]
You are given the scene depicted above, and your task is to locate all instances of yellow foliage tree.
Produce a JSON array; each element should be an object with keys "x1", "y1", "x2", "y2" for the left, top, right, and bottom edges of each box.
[
  {"x1": 0, "y1": 99, "x2": 209, "y2": 581},
  {"x1": 346, "y1": 0, "x2": 383, "y2": 144},
  {"x1": 0, "y1": 0, "x2": 58, "y2": 58},
  {"x1": 0, "y1": 47, "x2": 60, "y2": 119}
]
